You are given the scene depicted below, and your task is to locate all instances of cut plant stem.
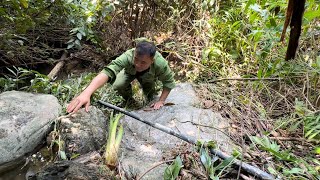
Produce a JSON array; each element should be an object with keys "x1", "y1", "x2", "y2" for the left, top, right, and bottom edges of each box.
[{"x1": 105, "y1": 112, "x2": 124, "y2": 167}]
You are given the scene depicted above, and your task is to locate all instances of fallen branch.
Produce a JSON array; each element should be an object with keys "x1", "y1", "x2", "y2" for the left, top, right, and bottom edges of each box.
[
  {"x1": 48, "y1": 51, "x2": 68, "y2": 80},
  {"x1": 270, "y1": 137, "x2": 320, "y2": 144},
  {"x1": 98, "y1": 100, "x2": 275, "y2": 180},
  {"x1": 208, "y1": 78, "x2": 282, "y2": 83},
  {"x1": 270, "y1": 137, "x2": 305, "y2": 141}
]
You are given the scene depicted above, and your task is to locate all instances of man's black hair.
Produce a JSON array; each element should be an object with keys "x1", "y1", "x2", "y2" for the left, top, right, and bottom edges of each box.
[{"x1": 135, "y1": 41, "x2": 156, "y2": 57}]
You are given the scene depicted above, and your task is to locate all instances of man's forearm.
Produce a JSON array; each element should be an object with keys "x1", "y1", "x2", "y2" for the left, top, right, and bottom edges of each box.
[
  {"x1": 159, "y1": 88, "x2": 171, "y2": 102},
  {"x1": 83, "y1": 73, "x2": 109, "y2": 96}
]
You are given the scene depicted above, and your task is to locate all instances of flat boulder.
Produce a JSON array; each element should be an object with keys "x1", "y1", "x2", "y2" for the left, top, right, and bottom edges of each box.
[
  {"x1": 0, "y1": 91, "x2": 61, "y2": 173},
  {"x1": 120, "y1": 83, "x2": 234, "y2": 179}
]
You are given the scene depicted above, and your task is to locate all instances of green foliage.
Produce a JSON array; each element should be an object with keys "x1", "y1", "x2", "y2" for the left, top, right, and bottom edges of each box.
[
  {"x1": 201, "y1": 0, "x2": 289, "y2": 80},
  {"x1": 250, "y1": 136, "x2": 320, "y2": 179},
  {"x1": 304, "y1": 0, "x2": 320, "y2": 22},
  {"x1": 280, "y1": 100, "x2": 320, "y2": 141},
  {"x1": 304, "y1": 114, "x2": 320, "y2": 140},
  {"x1": 200, "y1": 0, "x2": 320, "y2": 80},
  {"x1": 250, "y1": 136, "x2": 296, "y2": 162},
  {"x1": 196, "y1": 140, "x2": 217, "y2": 149},
  {"x1": 196, "y1": 1, "x2": 320, "y2": 178},
  {"x1": 0, "y1": 66, "x2": 32, "y2": 90},
  {"x1": 164, "y1": 156, "x2": 183, "y2": 180},
  {"x1": 65, "y1": 0, "x2": 115, "y2": 49},
  {"x1": 0, "y1": 0, "x2": 52, "y2": 33},
  {"x1": 0, "y1": 0, "x2": 115, "y2": 50},
  {"x1": 0, "y1": 67, "x2": 124, "y2": 110},
  {"x1": 200, "y1": 147, "x2": 236, "y2": 179}
]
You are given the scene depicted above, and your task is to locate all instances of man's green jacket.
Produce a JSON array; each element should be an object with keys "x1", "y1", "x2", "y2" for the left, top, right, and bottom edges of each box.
[{"x1": 101, "y1": 48, "x2": 175, "y2": 89}]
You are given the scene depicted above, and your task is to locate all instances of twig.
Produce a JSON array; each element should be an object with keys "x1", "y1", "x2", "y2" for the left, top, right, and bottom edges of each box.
[
  {"x1": 137, "y1": 160, "x2": 174, "y2": 180},
  {"x1": 208, "y1": 78, "x2": 282, "y2": 83},
  {"x1": 270, "y1": 136, "x2": 320, "y2": 144},
  {"x1": 240, "y1": 174, "x2": 256, "y2": 180},
  {"x1": 270, "y1": 137, "x2": 305, "y2": 141}
]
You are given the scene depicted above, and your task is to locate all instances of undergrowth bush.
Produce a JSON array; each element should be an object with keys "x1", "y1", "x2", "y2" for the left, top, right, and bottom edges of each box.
[
  {"x1": 194, "y1": 0, "x2": 320, "y2": 179},
  {"x1": 0, "y1": 67, "x2": 124, "y2": 111}
]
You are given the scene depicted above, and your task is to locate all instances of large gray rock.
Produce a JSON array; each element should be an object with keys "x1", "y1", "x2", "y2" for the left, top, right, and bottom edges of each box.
[
  {"x1": 57, "y1": 106, "x2": 108, "y2": 156},
  {"x1": 0, "y1": 91, "x2": 61, "y2": 173},
  {"x1": 120, "y1": 83, "x2": 234, "y2": 179},
  {"x1": 27, "y1": 107, "x2": 109, "y2": 180}
]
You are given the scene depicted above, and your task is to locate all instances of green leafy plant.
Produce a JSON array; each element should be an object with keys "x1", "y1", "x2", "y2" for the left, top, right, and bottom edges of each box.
[
  {"x1": 200, "y1": 147, "x2": 236, "y2": 180},
  {"x1": 105, "y1": 112, "x2": 124, "y2": 167},
  {"x1": 0, "y1": 67, "x2": 33, "y2": 91},
  {"x1": 250, "y1": 135, "x2": 320, "y2": 178},
  {"x1": 304, "y1": 115, "x2": 320, "y2": 140},
  {"x1": 282, "y1": 100, "x2": 320, "y2": 140},
  {"x1": 65, "y1": 0, "x2": 115, "y2": 49},
  {"x1": 0, "y1": 67, "x2": 124, "y2": 110},
  {"x1": 164, "y1": 156, "x2": 183, "y2": 180},
  {"x1": 250, "y1": 136, "x2": 297, "y2": 162}
]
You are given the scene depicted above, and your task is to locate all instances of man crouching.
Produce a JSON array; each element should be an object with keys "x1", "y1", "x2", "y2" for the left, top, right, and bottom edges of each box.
[{"x1": 67, "y1": 40, "x2": 175, "y2": 113}]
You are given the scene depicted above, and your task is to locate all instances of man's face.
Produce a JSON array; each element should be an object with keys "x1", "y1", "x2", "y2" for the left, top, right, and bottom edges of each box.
[{"x1": 134, "y1": 54, "x2": 153, "y2": 72}]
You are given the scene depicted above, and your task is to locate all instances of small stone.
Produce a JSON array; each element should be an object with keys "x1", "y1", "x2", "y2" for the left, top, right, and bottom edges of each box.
[{"x1": 203, "y1": 100, "x2": 214, "y2": 109}]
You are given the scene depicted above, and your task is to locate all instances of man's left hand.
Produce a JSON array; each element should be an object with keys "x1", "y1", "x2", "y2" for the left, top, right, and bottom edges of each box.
[{"x1": 151, "y1": 100, "x2": 164, "y2": 110}]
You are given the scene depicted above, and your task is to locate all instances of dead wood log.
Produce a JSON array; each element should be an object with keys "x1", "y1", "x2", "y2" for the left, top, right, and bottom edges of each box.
[{"x1": 48, "y1": 51, "x2": 68, "y2": 80}]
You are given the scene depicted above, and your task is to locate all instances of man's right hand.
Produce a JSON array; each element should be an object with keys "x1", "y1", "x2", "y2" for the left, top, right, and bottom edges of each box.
[
  {"x1": 66, "y1": 73, "x2": 109, "y2": 114},
  {"x1": 66, "y1": 93, "x2": 91, "y2": 113}
]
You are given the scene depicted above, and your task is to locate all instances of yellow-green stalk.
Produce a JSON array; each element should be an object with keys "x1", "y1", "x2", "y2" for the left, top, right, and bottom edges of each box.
[{"x1": 105, "y1": 112, "x2": 124, "y2": 167}]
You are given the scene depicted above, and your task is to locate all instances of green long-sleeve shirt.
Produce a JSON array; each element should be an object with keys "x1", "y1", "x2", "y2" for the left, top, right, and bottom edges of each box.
[{"x1": 101, "y1": 48, "x2": 175, "y2": 89}]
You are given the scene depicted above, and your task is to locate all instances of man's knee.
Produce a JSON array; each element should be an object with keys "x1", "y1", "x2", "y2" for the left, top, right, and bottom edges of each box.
[{"x1": 112, "y1": 80, "x2": 129, "y2": 92}]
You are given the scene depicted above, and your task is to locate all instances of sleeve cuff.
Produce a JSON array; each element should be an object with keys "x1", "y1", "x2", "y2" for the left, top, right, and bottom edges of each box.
[{"x1": 100, "y1": 68, "x2": 116, "y2": 83}]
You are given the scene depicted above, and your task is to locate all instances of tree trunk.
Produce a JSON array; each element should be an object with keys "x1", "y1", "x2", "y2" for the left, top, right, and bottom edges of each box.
[{"x1": 285, "y1": 0, "x2": 306, "y2": 60}]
